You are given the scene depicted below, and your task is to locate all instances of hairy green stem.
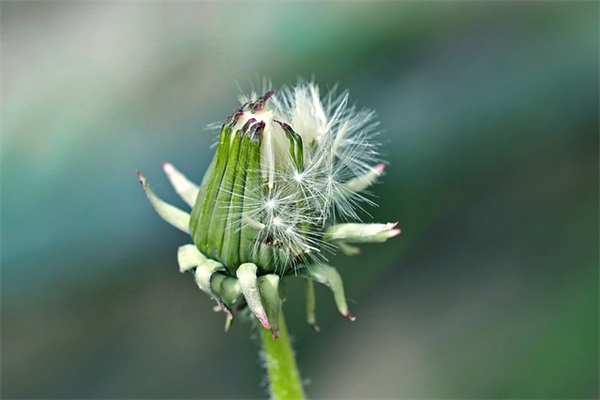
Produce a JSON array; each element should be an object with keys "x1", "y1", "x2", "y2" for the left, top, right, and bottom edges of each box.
[{"x1": 259, "y1": 312, "x2": 306, "y2": 400}]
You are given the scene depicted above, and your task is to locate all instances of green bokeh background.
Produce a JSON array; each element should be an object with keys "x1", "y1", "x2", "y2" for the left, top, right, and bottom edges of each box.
[{"x1": 2, "y1": 2, "x2": 598, "y2": 399}]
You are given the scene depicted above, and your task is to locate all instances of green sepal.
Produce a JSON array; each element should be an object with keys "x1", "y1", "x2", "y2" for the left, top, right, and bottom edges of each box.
[
  {"x1": 190, "y1": 124, "x2": 233, "y2": 253},
  {"x1": 258, "y1": 274, "x2": 282, "y2": 339},
  {"x1": 194, "y1": 259, "x2": 225, "y2": 299},
  {"x1": 323, "y1": 222, "x2": 400, "y2": 244},
  {"x1": 219, "y1": 128, "x2": 253, "y2": 268},
  {"x1": 258, "y1": 245, "x2": 274, "y2": 274},
  {"x1": 239, "y1": 127, "x2": 263, "y2": 267},
  {"x1": 304, "y1": 279, "x2": 319, "y2": 331},
  {"x1": 137, "y1": 172, "x2": 190, "y2": 233},
  {"x1": 237, "y1": 263, "x2": 270, "y2": 329},
  {"x1": 300, "y1": 263, "x2": 355, "y2": 321},
  {"x1": 276, "y1": 121, "x2": 304, "y2": 172},
  {"x1": 205, "y1": 128, "x2": 243, "y2": 264},
  {"x1": 211, "y1": 274, "x2": 243, "y2": 311},
  {"x1": 209, "y1": 273, "x2": 226, "y2": 298}
]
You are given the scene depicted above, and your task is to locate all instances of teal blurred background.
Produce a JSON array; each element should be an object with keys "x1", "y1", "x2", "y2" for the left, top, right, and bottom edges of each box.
[{"x1": 2, "y1": 2, "x2": 598, "y2": 399}]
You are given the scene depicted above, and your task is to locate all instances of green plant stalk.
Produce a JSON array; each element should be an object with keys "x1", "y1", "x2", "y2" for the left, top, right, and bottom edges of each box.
[{"x1": 259, "y1": 311, "x2": 306, "y2": 400}]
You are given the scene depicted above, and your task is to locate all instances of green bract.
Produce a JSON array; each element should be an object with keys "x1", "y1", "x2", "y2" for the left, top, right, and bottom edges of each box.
[{"x1": 138, "y1": 82, "x2": 400, "y2": 338}]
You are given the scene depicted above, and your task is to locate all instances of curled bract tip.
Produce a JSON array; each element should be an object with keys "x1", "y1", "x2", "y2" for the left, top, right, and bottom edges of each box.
[
  {"x1": 343, "y1": 312, "x2": 357, "y2": 322},
  {"x1": 162, "y1": 161, "x2": 174, "y2": 172}
]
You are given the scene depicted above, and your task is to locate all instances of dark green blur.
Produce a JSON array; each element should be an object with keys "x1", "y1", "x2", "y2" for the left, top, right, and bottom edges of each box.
[{"x1": 2, "y1": 2, "x2": 597, "y2": 398}]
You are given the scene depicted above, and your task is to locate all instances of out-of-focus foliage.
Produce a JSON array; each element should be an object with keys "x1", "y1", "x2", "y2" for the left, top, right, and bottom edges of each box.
[{"x1": 2, "y1": 2, "x2": 597, "y2": 399}]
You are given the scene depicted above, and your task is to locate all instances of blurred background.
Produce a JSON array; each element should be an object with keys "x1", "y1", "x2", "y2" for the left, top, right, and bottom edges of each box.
[{"x1": 2, "y1": 2, "x2": 598, "y2": 399}]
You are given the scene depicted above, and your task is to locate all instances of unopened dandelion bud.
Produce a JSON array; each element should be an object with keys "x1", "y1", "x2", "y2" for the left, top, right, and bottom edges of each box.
[{"x1": 138, "y1": 80, "x2": 400, "y2": 330}]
